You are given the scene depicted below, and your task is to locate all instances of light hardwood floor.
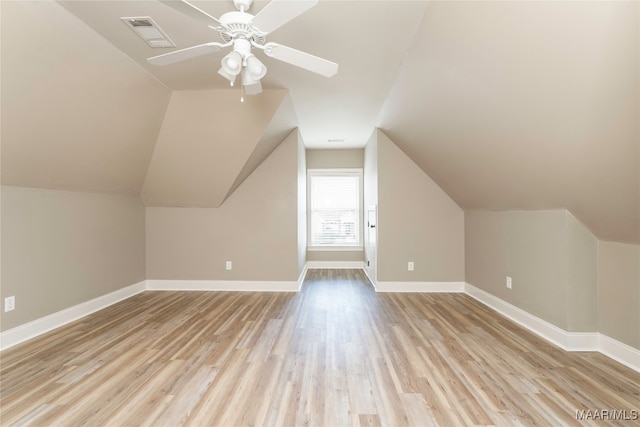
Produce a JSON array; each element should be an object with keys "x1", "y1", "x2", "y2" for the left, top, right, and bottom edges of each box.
[{"x1": 1, "y1": 269, "x2": 638, "y2": 426}]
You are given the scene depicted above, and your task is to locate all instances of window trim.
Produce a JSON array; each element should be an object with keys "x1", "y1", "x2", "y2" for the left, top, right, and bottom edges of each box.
[{"x1": 307, "y1": 168, "x2": 363, "y2": 250}]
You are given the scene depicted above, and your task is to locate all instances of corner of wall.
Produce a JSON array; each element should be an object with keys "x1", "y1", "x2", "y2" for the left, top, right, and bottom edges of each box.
[
  {"x1": 375, "y1": 131, "x2": 465, "y2": 283},
  {"x1": 1, "y1": 186, "x2": 146, "y2": 332},
  {"x1": 145, "y1": 129, "x2": 300, "y2": 282},
  {"x1": 297, "y1": 130, "x2": 307, "y2": 277},
  {"x1": 597, "y1": 240, "x2": 640, "y2": 350},
  {"x1": 565, "y1": 211, "x2": 598, "y2": 332}
]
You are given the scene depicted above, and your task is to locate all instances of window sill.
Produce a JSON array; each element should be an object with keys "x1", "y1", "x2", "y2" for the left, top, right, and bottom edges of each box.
[{"x1": 307, "y1": 246, "x2": 364, "y2": 252}]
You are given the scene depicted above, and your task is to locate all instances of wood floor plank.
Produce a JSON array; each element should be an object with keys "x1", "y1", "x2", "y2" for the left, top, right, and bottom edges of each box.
[{"x1": 1, "y1": 269, "x2": 639, "y2": 426}]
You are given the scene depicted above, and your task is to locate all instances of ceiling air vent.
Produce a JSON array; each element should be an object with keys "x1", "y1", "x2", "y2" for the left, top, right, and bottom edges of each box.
[{"x1": 121, "y1": 16, "x2": 175, "y2": 48}]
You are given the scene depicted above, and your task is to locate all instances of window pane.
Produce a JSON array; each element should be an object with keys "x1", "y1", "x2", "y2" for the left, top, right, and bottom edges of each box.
[{"x1": 309, "y1": 174, "x2": 360, "y2": 246}]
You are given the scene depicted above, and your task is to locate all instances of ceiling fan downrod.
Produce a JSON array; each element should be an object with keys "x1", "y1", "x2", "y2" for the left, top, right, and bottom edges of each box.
[{"x1": 232, "y1": 0, "x2": 253, "y2": 13}]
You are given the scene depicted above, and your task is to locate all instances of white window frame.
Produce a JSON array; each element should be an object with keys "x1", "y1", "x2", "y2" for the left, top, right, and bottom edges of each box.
[{"x1": 307, "y1": 168, "x2": 363, "y2": 251}]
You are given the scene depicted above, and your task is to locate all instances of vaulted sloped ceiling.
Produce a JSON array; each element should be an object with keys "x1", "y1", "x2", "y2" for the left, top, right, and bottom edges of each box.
[
  {"x1": 140, "y1": 89, "x2": 295, "y2": 207},
  {"x1": 224, "y1": 94, "x2": 297, "y2": 202},
  {"x1": 2, "y1": 1, "x2": 638, "y2": 244},
  {"x1": 1, "y1": 1, "x2": 171, "y2": 195},
  {"x1": 2, "y1": 1, "x2": 299, "y2": 207},
  {"x1": 56, "y1": 0, "x2": 428, "y2": 148},
  {"x1": 378, "y1": 1, "x2": 639, "y2": 244}
]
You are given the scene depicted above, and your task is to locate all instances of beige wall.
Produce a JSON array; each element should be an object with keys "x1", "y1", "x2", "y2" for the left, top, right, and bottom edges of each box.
[
  {"x1": 377, "y1": 130, "x2": 465, "y2": 282},
  {"x1": 465, "y1": 210, "x2": 599, "y2": 332},
  {"x1": 1, "y1": 186, "x2": 145, "y2": 331},
  {"x1": 363, "y1": 132, "x2": 379, "y2": 211},
  {"x1": 598, "y1": 241, "x2": 640, "y2": 349},
  {"x1": 305, "y1": 148, "x2": 365, "y2": 263},
  {"x1": 146, "y1": 132, "x2": 300, "y2": 282},
  {"x1": 306, "y1": 149, "x2": 364, "y2": 169},
  {"x1": 566, "y1": 214, "x2": 598, "y2": 332},
  {"x1": 297, "y1": 133, "x2": 307, "y2": 277}
]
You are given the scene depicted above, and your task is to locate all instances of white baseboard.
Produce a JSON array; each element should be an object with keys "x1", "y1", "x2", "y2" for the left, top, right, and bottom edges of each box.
[
  {"x1": 298, "y1": 264, "x2": 309, "y2": 289},
  {"x1": 306, "y1": 261, "x2": 365, "y2": 269},
  {"x1": 0, "y1": 281, "x2": 146, "y2": 351},
  {"x1": 464, "y1": 282, "x2": 580, "y2": 350},
  {"x1": 566, "y1": 332, "x2": 600, "y2": 351},
  {"x1": 362, "y1": 267, "x2": 376, "y2": 288},
  {"x1": 376, "y1": 281, "x2": 465, "y2": 293},
  {"x1": 598, "y1": 334, "x2": 640, "y2": 372},
  {"x1": 3, "y1": 276, "x2": 638, "y2": 373},
  {"x1": 0, "y1": 278, "x2": 299, "y2": 351},
  {"x1": 146, "y1": 280, "x2": 299, "y2": 292},
  {"x1": 464, "y1": 282, "x2": 639, "y2": 372}
]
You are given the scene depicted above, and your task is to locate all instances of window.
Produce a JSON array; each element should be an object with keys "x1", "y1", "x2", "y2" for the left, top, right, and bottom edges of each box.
[{"x1": 308, "y1": 169, "x2": 362, "y2": 248}]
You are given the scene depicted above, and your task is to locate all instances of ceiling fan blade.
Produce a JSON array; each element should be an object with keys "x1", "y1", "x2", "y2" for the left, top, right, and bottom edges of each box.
[
  {"x1": 262, "y1": 42, "x2": 338, "y2": 77},
  {"x1": 159, "y1": 0, "x2": 223, "y2": 28},
  {"x1": 251, "y1": 0, "x2": 317, "y2": 34},
  {"x1": 148, "y1": 42, "x2": 225, "y2": 65}
]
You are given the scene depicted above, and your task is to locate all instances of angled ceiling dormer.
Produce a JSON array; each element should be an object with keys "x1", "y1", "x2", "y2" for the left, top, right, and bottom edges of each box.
[
  {"x1": 378, "y1": 1, "x2": 639, "y2": 244},
  {"x1": 223, "y1": 94, "x2": 297, "y2": 202},
  {"x1": 140, "y1": 89, "x2": 295, "y2": 207},
  {"x1": 1, "y1": 1, "x2": 171, "y2": 195}
]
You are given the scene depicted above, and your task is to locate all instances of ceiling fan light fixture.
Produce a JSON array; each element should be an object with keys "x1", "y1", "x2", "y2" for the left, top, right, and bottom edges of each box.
[
  {"x1": 243, "y1": 81, "x2": 262, "y2": 95},
  {"x1": 241, "y1": 66, "x2": 259, "y2": 86},
  {"x1": 245, "y1": 55, "x2": 267, "y2": 79},
  {"x1": 217, "y1": 67, "x2": 237, "y2": 85},
  {"x1": 221, "y1": 51, "x2": 243, "y2": 75}
]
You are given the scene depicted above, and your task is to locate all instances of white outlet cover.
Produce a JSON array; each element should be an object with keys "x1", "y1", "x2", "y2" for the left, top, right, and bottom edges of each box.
[
  {"x1": 4, "y1": 296, "x2": 15, "y2": 312},
  {"x1": 408, "y1": 262, "x2": 414, "y2": 271},
  {"x1": 225, "y1": 261, "x2": 232, "y2": 270}
]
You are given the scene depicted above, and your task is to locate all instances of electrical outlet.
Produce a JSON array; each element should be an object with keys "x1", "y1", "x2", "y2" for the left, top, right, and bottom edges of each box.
[
  {"x1": 506, "y1": 276, "x2": 512, "y2": 289},
  {"x1": 4, "y1": 296, "x2": 15, "y2": 312},
  {"x1": 408, "y1": 261, "x2": 414, "y2": 271},
  {"x1": 225, "y1": 261, "x2": 232, "y2": 270}
]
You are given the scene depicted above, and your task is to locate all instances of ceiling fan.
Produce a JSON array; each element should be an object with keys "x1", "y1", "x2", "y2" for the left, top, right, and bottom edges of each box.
[{"x1": 148, "y1": 0, "x2": 339, "y2": 96}]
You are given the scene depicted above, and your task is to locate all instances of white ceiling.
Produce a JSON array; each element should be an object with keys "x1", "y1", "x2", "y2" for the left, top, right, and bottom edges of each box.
[{"x1": 2, "y1": 0, "x2": 638, "y2": 243}]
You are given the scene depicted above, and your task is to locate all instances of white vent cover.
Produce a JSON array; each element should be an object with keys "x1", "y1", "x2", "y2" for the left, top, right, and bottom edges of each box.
[{"x1": 121, "y1": 16, "x2": 175, "y2": 48}]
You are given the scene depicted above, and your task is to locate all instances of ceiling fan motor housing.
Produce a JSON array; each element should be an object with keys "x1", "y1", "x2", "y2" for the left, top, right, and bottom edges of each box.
[
  {"x1": 232, "y1": 38, "x2": 252, "y2": 59},
  {"x1": 217, "y1": 10, "x2": 266, "y2": 45}
]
